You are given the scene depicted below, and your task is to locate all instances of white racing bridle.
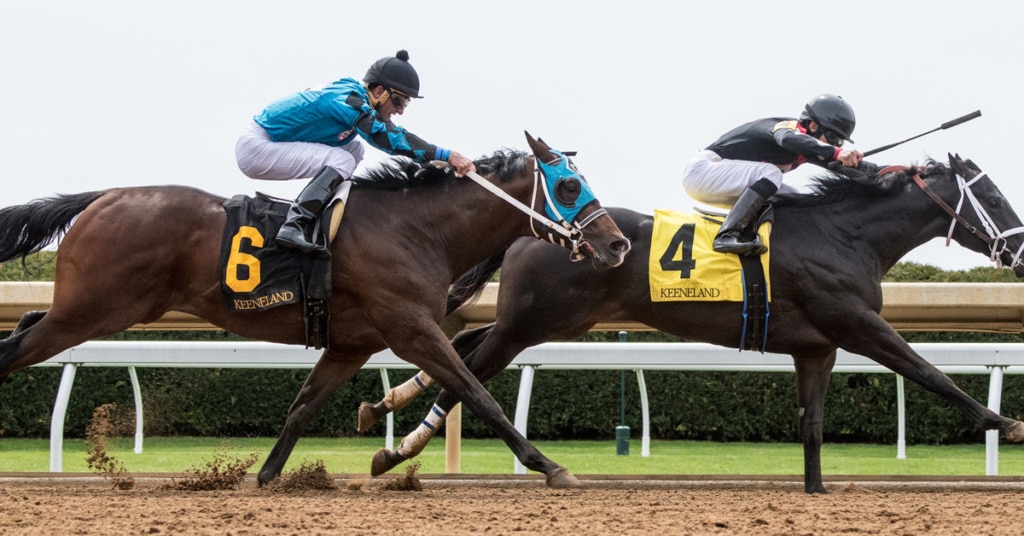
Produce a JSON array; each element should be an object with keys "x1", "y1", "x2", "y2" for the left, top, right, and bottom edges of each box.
[{"x1": 906, "y1": 167, "x2": 1024, "y2": 270}]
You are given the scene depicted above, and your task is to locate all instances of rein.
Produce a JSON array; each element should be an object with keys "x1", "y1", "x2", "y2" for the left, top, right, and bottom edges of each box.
[
  {"x1": 463, "y1": 160, "x2": 603, "y2": 261},
  {"x1": 883, "y1": 165, "x2": 1024, "y2": 269}
]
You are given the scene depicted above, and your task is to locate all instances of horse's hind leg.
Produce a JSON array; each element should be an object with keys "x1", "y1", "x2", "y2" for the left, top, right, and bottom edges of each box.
[
  {"x1": 0, "y1": 300, "x2": 147, "y2": 385},
  {"x1": 793, "y1": 349, "x2": 836, "y2": 494},
  {"x1": 0, "y1": 311, "x2": 49, "y2": 387},
  {"x1": 11, "y1": 310, "x2": 46, "y2": 335},
  {"x1": 258, "y1": 351, "x2": 368, "y2": 486}
]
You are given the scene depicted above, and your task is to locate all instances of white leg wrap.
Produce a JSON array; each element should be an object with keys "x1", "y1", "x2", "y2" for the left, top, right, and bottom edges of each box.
[
  {"x1": 383, "y1": 372, "x2": 434, "y2": 411},
  {"x1": 396, "y1": 403, "x2": 447, "y2": 459}
]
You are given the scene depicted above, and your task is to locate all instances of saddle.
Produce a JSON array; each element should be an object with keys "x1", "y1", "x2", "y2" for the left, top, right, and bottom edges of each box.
[{"x1": 218, "y1": 192, "x2": 345, "y2": 349}]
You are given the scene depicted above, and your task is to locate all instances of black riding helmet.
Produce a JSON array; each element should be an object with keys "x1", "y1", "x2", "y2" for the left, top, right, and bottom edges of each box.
[
  {"x1": 800, "y1": 94, "x2": 856, "y2": 143},
  {"x1": 363, "y1": 50, "x2": 421, "y2": 98}
]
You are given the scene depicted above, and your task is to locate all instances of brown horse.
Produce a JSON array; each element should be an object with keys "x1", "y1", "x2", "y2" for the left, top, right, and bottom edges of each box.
[
  {"x1": 0, "y1": 133, "x2": 631, "y2": 487},
  {"x1": 360, "y1": 155, "x2": 1024, "y2": 493}
]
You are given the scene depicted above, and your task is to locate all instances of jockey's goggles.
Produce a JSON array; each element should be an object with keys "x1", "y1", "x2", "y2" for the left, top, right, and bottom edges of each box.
[
  {"x1": 824, "y1": 130, "x2": 845, "y2": 147},
  {"x1": 387, "y1": 89, "x2": 412, "y2": 109}
]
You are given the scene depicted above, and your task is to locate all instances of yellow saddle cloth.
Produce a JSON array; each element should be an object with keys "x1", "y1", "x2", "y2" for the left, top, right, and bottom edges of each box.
[{"x1": 648, "y1": 209, "x2": 771, "y2": 302}]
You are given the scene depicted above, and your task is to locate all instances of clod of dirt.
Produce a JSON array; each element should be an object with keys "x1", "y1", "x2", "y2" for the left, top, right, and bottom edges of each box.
[
  {"x1": 346, "y1": 478, "x2": 369, "y2": 491},
  {"x1": 163, "y1": 449, "x2": 259, "y2": 491},
  {"x1": 84, "y1": 403, "x2": 135, "y2": 490},
  {"x1": 381, "y1": 462, "x2": 423, "y2": 491},
  {"x1": 264, "y1": 460, "x2": 337, "y2": 493},
  {"x1": 833, "y1": 482, "x2": 878, "y2": 494}
]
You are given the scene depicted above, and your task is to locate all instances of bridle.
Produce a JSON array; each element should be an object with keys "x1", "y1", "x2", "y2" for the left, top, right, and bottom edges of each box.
[
  {"x1": 464, "y1": 156, "x2": 607, "y2": 262},
  {"x1": 529, "y1": 159, "x2": 609, "y2": 261},
  {"x1": 881, "y1": 164, "x2": 1024, "y2": 269}
]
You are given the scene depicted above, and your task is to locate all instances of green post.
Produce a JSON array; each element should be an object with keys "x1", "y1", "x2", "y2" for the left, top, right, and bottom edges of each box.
[{"x1": 616, "y1": 331, "x2": 629, "y2": 455}]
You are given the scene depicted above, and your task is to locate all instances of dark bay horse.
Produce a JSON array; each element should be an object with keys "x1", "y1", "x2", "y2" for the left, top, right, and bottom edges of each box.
[
  {"x1": 360, "y1": 154, "x2": 1024, "y2": 493},
  {"x1": 0, "y1": 133, "x2": 631, "y2": 487}
]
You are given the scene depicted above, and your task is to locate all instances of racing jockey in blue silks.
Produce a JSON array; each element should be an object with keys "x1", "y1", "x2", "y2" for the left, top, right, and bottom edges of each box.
[
  {"x1": 683, "y1": 94, "x2": 877, "y2": 256},
  {"x1": 235, "y1": 50, "x2": 476, "y2": 256}
]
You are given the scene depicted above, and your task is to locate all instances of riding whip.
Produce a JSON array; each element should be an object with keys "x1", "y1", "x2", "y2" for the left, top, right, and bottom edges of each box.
[{"x1": 863, "y1": 110, "x2": 981, "y2": 157}]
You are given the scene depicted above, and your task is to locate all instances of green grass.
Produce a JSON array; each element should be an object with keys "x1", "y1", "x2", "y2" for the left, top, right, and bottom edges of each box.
[{"x1": 2, "y1": 436, "x2": 1023, "y2": 476}]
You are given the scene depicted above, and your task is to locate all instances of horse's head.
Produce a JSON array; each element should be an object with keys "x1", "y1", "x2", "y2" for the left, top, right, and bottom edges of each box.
[
  {"x1": 524, "y1": 132, "x2": 630, "y2": 268},
  {"x1": 931, "y1": 154, "x2": 1024, "y2": 277}
]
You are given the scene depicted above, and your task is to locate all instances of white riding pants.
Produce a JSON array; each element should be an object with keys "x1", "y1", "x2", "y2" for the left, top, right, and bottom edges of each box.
[
  {"x1": 234, "y1": 120, "x2": 365, "y2": 181},
  {"x1": 682, "y1": 150, "x2": 795, "y2": 206}
]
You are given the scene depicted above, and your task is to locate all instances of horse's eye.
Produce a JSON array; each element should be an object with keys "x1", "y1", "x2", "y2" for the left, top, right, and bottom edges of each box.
[
  {"x1": 555, "y1": 178, "x2": 581, "y2": 206},
  {"x1": 988, "y1": 197, "x2": 1004, "y2": 210}
]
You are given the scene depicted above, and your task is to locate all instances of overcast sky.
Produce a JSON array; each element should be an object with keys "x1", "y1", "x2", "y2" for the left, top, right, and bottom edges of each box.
[{"x1": 2, "y1": 0, "x2": 1021, "y2": 271}]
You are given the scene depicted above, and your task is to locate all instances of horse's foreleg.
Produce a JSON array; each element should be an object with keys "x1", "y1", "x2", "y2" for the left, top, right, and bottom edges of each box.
[
  {"x1": 389, "y1": 326, "x2": 578, "y2": 488},
  {"x1": 371, "y1": 327, "x2": 529, "y2": 476},
  {"x1": 843, "y1": 319, "x2": 1024, "y2": 442},
  {"x1": 258, "y1": 352, "x2": 367, "y2": 486},
  {"x1": 357, "y1": 371, "x2": 434, "y2": 433},
  {"x1": 427, "y1": 370, "x2": 578, "y2": 487},
  {"x1": 793, "y1": 349, "x2": 836, "y2": 494},
  {"x1": 357, "y1": 324, "x2": 495, "y2": 432},
  {"x1": 370, "y1": 400, "x2": 443, "y2": 476}
]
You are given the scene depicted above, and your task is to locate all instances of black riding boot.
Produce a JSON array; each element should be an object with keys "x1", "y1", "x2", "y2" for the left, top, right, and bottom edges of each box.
[
  {"x1": 713, "y1": 179, "x2": 777, "y2": 256},
  {"x1": 276, "y1": 167, "x2": 344, "y2": 256}
]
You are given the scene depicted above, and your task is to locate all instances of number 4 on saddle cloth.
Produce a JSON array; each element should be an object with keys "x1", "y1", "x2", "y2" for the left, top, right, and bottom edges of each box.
[
  {"x1": 219, "y1": 192, "x2": 346, "y2": 350},
  {"x1": 649, "y1": 206, "x2": 773, "y2": 352}
]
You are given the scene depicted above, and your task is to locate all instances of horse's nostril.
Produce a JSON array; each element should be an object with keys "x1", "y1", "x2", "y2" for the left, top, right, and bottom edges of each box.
[{"x1": 613, "y1": 239, "x2": 631, "y2": 255}]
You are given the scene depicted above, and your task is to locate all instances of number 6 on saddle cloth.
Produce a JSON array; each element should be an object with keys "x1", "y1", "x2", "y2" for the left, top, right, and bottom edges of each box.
[
  {"x1": 219, "y1": 191, "x2": 346, "y2": 349},
  {"x1": 649, "y1": 206, "x2": 773, "y2": 351}
]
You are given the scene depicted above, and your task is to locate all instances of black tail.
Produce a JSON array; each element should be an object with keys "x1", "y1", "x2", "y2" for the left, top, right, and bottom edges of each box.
[
  {"x1": 446, "y1": 246, "x2": 508, "y2": 316},
  {"x1": 0, "y1": 191, "x2": 106, "y2": 262}
]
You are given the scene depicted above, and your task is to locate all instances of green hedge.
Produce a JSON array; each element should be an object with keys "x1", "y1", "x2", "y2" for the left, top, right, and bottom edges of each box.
[
  {"x1": 3, "y1": 362, "x2": 1021, "y2": 445},
  {"x1": 3, "y1": 258, "x2": 1023, "y2": 444}
]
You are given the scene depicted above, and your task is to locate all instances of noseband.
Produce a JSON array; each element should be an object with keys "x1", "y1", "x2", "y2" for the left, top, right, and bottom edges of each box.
[{"x1": 883, "y1": 165, "x2": 1024, "y2": 269}]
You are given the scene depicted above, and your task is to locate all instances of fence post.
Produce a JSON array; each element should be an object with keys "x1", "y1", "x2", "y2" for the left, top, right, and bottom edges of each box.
[
  {"x1": 616, "y1": 331, "x2": 630, "y2": 455},
  {"x1": 513, "y1": 365, "x2": 536, "y2": 474},
  {"x1": 896, "y1": 375, "x2": 906, "y2": 460},
  {"x1": 986, "y1": 366, "x2": 1006, "y2": 475},
  {"x1": 49, "y1": 363, "x2": 78, "y2": 472}
]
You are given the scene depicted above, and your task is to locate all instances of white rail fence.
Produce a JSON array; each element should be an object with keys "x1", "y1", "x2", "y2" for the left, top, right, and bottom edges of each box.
[{"x1": 27, "y1": 341, "x2": 1024, "y2": 475}]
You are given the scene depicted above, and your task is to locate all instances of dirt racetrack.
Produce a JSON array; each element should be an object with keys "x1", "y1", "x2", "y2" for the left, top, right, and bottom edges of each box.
[{"x1": 2, "y1": 474, "x2": 1023, "y2": 535}]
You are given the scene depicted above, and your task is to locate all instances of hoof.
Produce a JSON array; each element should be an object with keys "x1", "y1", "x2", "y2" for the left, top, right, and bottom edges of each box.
[
  {"x1": 545, "y1": 467, "x2": 581, "y2": 488},
  {"x1": 357, "y1": 402, "x2": 380, "y2": 433},
  {"x1": 257, "y1": 470, "x2": 278, "y2": 487},
  {"x1": 1006, "y1": 420, "x2": 1024, "y2": 443},
  {"x1": 371, "y1": 448, "x2": 405, "y2": 477}
]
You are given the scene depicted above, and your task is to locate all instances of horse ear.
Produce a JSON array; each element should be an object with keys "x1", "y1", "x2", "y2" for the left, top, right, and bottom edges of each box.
[
  {"x1": 946, "y1": 153, "x2": 980, "y2": 176},
  {"x1": 525, "y1": 131, "x2": 556, "y2": 163},
  {"x1": 947, "y1": 153, "x2": 963, "y2": 174}
]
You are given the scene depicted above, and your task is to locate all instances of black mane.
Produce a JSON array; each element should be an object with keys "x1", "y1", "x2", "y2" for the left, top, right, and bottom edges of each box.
[
  {"x1": 350, "y1": 148, "x2": 531, "y2": 190},
  {"x1": 772, "y1": 159, "x2": 948, "y2": 208}
]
